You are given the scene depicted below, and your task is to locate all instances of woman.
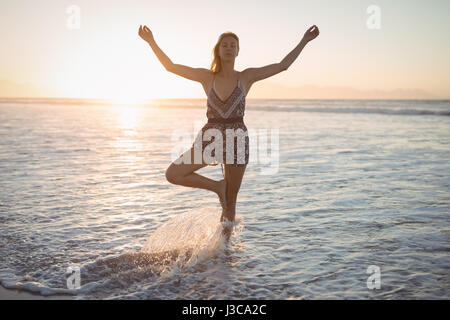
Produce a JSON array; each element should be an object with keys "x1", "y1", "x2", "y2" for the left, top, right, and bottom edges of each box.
[{"x1": 138, "y1": 25, "x2": 319, "y2": 239}]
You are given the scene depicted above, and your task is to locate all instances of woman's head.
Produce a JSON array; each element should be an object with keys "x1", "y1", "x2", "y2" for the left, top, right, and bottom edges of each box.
[{"x1": 210, "y1": 32, "x2": 239, "y2": 74}]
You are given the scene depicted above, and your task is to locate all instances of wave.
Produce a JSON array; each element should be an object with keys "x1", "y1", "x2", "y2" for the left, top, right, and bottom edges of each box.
[{"x1": 0, "y1": 207, "x2": 244, "y2": 298}]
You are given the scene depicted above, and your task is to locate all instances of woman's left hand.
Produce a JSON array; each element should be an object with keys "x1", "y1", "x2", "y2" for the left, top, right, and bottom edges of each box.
[{"x1": 303, "y1": 25, "x2": 320, "y2": 43}]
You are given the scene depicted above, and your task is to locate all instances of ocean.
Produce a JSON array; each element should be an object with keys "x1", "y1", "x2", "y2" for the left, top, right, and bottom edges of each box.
[{"x1": 0, "y1": 98, "x2": 449, "y2": 299}]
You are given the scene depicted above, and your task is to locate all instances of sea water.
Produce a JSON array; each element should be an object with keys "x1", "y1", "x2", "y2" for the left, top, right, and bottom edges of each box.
[{"x1": 0, "y1": 98, "x2": 449, "y2": 299}]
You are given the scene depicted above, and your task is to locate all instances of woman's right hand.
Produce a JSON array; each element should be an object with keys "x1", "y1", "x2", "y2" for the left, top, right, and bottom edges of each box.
[{"x1": 138, "y1": 25, "x2": 154, "y2": 43}]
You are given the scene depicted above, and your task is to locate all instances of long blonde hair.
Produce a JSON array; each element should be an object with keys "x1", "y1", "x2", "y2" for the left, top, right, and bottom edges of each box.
[{"x1": 210, "y1": 32, "x2": 240, "y2": 74}]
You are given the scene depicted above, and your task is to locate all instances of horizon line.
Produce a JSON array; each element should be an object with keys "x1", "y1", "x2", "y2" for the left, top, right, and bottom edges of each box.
[{"x1": 1, "y1": 96, "x2": 449, "y2": 102}]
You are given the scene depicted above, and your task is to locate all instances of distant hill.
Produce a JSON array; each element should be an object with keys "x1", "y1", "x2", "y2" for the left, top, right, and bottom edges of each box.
[{"x1": 249, "y1": 82, "x2": 444, "y2": 100}]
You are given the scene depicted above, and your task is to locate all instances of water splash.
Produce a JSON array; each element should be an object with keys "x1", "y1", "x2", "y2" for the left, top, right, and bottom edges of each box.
[
  {"x1": 55, "y1": 208, "x2": 245, "y2": 298},
  {"x1": 141, "y1": 207, "x2": 244, "y2": 270},
  {"x1": 88, "y1": 207, "x2": 244, "y2": 278}
]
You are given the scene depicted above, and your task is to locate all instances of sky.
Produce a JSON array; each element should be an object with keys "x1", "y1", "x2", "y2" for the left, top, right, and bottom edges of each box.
[{"x1": 0, "y1": 0, "x2": 449, "y2": 100}]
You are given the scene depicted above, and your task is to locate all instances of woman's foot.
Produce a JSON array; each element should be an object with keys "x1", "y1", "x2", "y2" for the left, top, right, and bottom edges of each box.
[
  {"x1": 222, "y1": 226, "x2": 232, "y2": 242},
  {"x1": 220, "y1": 209, "x2": 232, "y2": 242},
  {"x1": 217, "y1": 179, "x2": 227, "y2": 210}
]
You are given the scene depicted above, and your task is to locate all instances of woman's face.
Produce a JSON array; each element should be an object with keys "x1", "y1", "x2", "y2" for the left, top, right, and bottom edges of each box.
[{"x1": 219, "y1": 36, "x2": 239, "y2": 61}]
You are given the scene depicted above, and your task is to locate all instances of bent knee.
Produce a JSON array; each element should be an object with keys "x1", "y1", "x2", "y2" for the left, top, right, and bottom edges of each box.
[{"x1": 165, "y1": 165, "x2": 179, "y2": 184}]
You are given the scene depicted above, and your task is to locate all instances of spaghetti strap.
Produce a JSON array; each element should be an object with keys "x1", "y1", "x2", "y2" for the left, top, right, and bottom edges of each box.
[{"x1": 237, "y1": 72, "x2": 240, "y2": 88}]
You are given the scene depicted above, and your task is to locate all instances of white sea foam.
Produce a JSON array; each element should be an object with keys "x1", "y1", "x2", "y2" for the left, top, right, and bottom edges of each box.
[
  {"x1": 0, "y1": 99, "x2": 449, "y2": 299},
  {"x1": 141, "y1": 207, "x2": 243, "y2": 269}
]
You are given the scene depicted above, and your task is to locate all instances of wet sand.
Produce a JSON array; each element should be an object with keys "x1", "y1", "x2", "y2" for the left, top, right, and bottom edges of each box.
[{"x1": 0, "y1": 286, "x2": 73, "y2": 300}]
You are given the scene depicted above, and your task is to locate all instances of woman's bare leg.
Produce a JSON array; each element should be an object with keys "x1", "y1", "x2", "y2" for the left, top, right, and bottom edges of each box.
[
  {"x1": 165, "y1": 146, "x2": 227, "y2": 209},
  {"x1": 221, "y1": 164, "x2": 247, "y2": 241}
]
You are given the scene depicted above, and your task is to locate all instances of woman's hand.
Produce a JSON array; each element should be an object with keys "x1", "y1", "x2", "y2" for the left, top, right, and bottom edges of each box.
[
  {"x1": 138, "y1": 25, "x2": 154, "y2": 43},
  {"x1": 302, "y1": 25, "x2": 319, "y2": 43}
]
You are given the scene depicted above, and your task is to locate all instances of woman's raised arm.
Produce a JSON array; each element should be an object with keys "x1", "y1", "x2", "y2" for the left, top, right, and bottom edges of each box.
[
  {"x1": 243, "y1": 25, "x2": 319, "y2": 85},
  {"x1": 280, "y1": 25, "x2": 319, "y2": 70},
  {"x1": 138, "y1": 25, "x2": 210, "y2": 83}
]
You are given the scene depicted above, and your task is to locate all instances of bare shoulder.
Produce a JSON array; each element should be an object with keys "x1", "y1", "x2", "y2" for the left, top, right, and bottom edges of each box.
[
  {"x1": 238, "y1": 68, "x2": 255, "y2": 96},
  {"x1": 240, "y1": 68, "x2": 252, "y2": 81},
  {"x1": 195, "y1": 67, "x2": 214, "y2": 83},
  {"x1": 239, "y1": 67, "x2": 258, "y2": 87},
  {"x1": 194, "y1": 68, "x2": 213, "y2": 82},
  {"x1": 199, "y1": 69, "x2": 215, "y2": 95}
]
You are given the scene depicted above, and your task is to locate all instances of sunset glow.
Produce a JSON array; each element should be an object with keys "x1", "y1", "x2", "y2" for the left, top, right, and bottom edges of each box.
[{"x1": 0, "y1": 0, "x2": 449, "y2": 100}]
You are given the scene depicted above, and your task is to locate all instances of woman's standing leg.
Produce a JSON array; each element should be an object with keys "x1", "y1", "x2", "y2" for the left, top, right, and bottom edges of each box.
[{"x1": 221, "y1": 164, "x2": 247, "y2": 240}]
